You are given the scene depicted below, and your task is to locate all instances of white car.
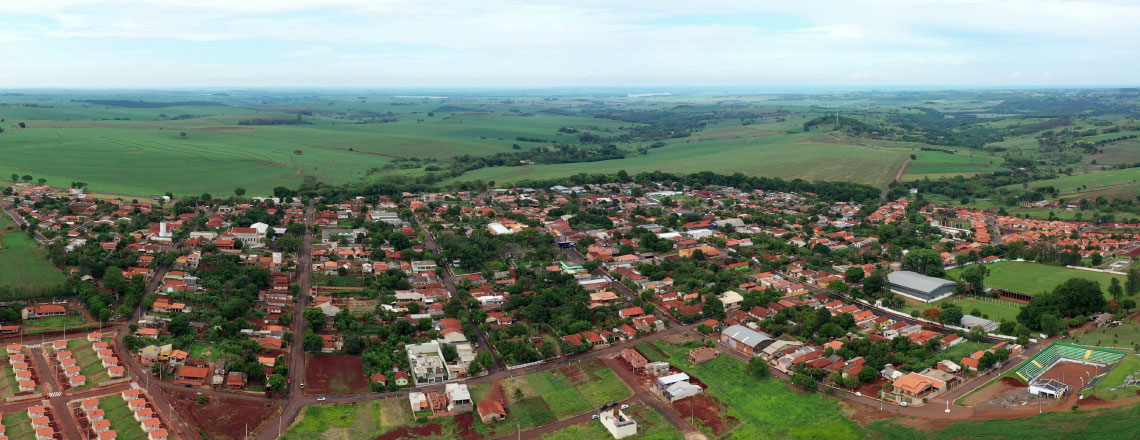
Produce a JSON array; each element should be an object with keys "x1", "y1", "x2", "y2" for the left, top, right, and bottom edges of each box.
[
  {"x1": 899, "y1": 401, "x2": 908, "y2": 407},
  {"x1": 620, "y1": 404, "x2": 629, "y2": 410},
  {"x1": 591, "y1": 414, "x2": 599, "y2": 420},
  {"x1": 316, "y1": 397, "x2": 327, "y2": 402}
]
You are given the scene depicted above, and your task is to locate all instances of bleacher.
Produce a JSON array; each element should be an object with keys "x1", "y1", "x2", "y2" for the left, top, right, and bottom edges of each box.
[{"x1": 1014, "y1": 343, "x2": 1127, "y2": 383}]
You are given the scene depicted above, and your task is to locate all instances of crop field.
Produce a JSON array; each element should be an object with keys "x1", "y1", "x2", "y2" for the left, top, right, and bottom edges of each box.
[
  {"x1": 447, "y1": 132, "x2": 908, "y2": 188},
  {"x1": 652, "y1": 341, "x2": 863, "y2": 440},
  {"x1": 945, "y1": 261, "x2": 1124, "y2": 296},
  {"x1": 1022, "y1": 167, "x2": 1140, "y2": 198},
  {"x1": 866, "y1": 402, "x2": 1140, "y2": 439},
  {"x1": 901, "y1": 150, "x2": 1006, "y2": 181}
]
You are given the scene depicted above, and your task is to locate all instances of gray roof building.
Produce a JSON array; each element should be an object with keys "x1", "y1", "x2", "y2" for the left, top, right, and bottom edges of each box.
[{"x1": 887, "y1": 271, "x2": 957, "y2": 303}]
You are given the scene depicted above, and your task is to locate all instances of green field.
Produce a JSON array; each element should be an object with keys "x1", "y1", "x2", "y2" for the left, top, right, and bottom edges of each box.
[
  {"x1": 446, "y1": 132, "x2": 907, "y2": 188},
  {"x1": 1086, "y1": 355, "x2": 1140, "y2": 401},
  {"x1": 100, "y1": 394, "x2": 149, "y2": 440},
  {"x1": 1070, "y1": 321, "x2": 1140, "y2": 351},
  {"x1": 25, "y1": 314, "x2": 86, "y2": 329},
  {"x1": 540, "y1": 403, "x2": 683, "y2": 440},
  {"x1": 902, "y1": 150, "x2": 1006, "y2": 180},
  {"x1": 946, "y1": 261, "x2": 1125, "y2": 296},
  {"x1": 0, "y1": 218, "x2": 66, "y2": 298},
  {"x1": 652, "y1": 341, "x2": 863, "y2": 440},
  {"x1": 901, "y1": 296, "x2": 1025, "y2": 324},
  {"x1": 867, "y1": 402, "x2": 1140, "y2": 439},
  {"x1": 1, "y1": 411, "x2": 34, "y2": 440},
  {"x1": 282, "y1": 400, "x2": 407, "y2": 440},
  {"x1": 469, "y1": 358, "x2": 632, "y2": 437}
]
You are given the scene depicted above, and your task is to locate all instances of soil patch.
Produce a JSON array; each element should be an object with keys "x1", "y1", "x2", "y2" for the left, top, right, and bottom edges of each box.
[
  {"x1": 1000, "y1": 377, "x2": 1027, "y2": 388},
  {"x1": 455, "y1": 412, "x2": 478, "y2": 440},
  {"x1": 558, "y1": 366, "x2": 589, "y2": 386},
  {"x1": 962, "y1": 377, "x2": 1027, "y2": 407},
  {"x1": 305, "y1": 354, "x2": 369, "y2": 395},
  {"x1": 486, "y1": 381, "x2": 505, "y2": 402},
  {"x1": 672, "y1": 394, "x2": 734, "y2": 436},
  {"x1": 375, "y1": 423, "x2": 442, "y2": 440},
  {"x1": 163, "y1": 388, "x2": 281, "y2": 440}
]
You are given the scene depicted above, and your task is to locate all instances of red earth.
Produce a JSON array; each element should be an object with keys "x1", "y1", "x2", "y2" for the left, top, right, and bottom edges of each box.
[
  {"x1": 1000, "y1": 377, "x2": 1027, "y2": 388},
  {"x1": 163, "y1": 388, "x2": 281, "y2": 440},
  {"x1": 672, "y1": 394, "x2": 735, "y2": 436},
  {"x1": 304, "y1": 354, "x2": 369, "y2": 395},
  {"x1": 455, "y1": 412, "x2": 479, "y2": 440},
  {"x1": 1038, "y1": 361, "x2": 1100, "y2": 392},
  {"x1": 375, "y1": 423, "x2": 442, "y2": 440}
]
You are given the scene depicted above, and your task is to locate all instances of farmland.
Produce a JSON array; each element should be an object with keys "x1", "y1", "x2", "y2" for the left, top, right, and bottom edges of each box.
[
  {"x1": 945, "y1": 261, "x2": 1125, "y2": 296},
  {"x1": 651, "y1": 341, "x2": 864, "y2": 440}
]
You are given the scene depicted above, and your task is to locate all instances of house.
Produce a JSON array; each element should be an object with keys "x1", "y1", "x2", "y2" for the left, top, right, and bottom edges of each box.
[
  {"x1": 599, "y1": 407, "x2": 638, "y2": 439},
  {"x1": 370, "y1": 373, "x2": 387, "y2": 386},
  {"x1": 446, "y1": 383, "x2": 473, "y2": 413},
  {"x1": 663, "y1": 381, "x2": 703, "y2": 402},
  {"x1": 720, "y1": 325, "x2": 771, "y2": 357},
  {"x1": 892, "y1": 372, "x2": 945, "y2": 400},
  {"x1": 688, "y1": 347, "x2": 719, "y2": 365},
  {"x1": 148, "y1": 429, "x2": 170, "y2": 440},
  {"x1": 477, "y1": 399, "x2": 507, "y2": 424},
  {"x1": 136, "y1": 328, "x2": 159, "y2": 339},
  {"x1": 618, "y1": 307, "x2": 644, "y2": 319},
  {"x1": 226, "y1": 371, "x2": 248, "y2": 389},
  {"x1": 718, "y1": 290, "x2": 744, "y2": 311},
  {"x1": 21, "y1": 304, "x2": 67, "y2": 320},
  {"x1": 620, "y1": 348, "x2": 647, "y2": 372},
  {"x1": 99, "y1": 430, "x2": 118, "y2": 440},
  {"x1": 176, "y1": 365, "x2": 209, "y2": 386}
]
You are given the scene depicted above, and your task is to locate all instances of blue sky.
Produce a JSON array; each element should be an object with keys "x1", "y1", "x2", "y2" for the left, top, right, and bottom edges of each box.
[{"x1": 1, "y1": 0, "x2": 1137, "y2": 88}]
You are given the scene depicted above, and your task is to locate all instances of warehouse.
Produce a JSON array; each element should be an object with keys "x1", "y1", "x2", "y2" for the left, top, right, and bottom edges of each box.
[{"x1": 887, "y1": 271, "x2": 957, "y2": 303}]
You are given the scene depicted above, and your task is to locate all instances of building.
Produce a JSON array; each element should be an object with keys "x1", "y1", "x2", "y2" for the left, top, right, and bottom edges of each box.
[
  {"x1": 477, "y1": 399, "x2": 506, "y2": 424},
  {"x1": 445, "y1": 383, "x2": 473, "y2": 413},
  {"x1": 406, "y1": 341, "x2": 450, "y2": 385},
  {"x1": 620, "y1": 348, "x2": 647, "y2": 372},
  {"x1": 688, "y1": 347, "x2": 720, "y2": 365},
  {"x1": 21, "y1": 304, "x2": 67, "y2": 320},
  {"x1": 176, "y1": 365, "x2": 209, "y2": 386},
  {"x1": 718, "y1": 290, "x2": 744, "y2": 311},
  {"x1": 887, "y1": 271, "x2": 958, "y2": 303},
  {"x1": 720, "y1": 325, "x2": 771, "y2": 357},
  {"x1": 598, "y1": 407, "x2": 638, "y2": 439},
  {"x1": 960, "y1": 315, "x2": 999, "y2": 332}
]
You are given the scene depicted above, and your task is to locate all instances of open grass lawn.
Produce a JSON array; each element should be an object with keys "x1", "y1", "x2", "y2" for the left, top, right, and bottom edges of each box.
[
  {"x1": 66, "y1": 338, "x2": 111, "y2": 390},
  {"x1": 652, "y1": 341, "x2": 863, "y2": 440},
  {"x1": 2, "y1": 410, "x2": 34, "y2": 439},
  {"x1": 282, "y1": 401, "x2": 390, "y2": 440},
  {"x1": 0, "y1": 229, "x2": 66, "y2": 299},
  {"x1": 946, "y1": 261, "x2": 1125, "y2": 296},
  {"x1": 1088, "y1": 354, "x2": 1140, "y2": 401},
  {"x1": 867, "y1": 402, "x2": 1140, "y2": 439},
  {"x1": 539, "y1": 420, "x2": 611, "y2": 440},
  {"x1": 1070, "y1": 321, "x2": 1140, "y2": 351},
  {"x1": 100, "y1": 394, "x2": 149, "y2": 440},
  {"x1": 902, "y1": 151, "x2": 1006, "y2": 179},
  {"x1": 900, "y1": 296, "x2": 1025, "y2": 324}
]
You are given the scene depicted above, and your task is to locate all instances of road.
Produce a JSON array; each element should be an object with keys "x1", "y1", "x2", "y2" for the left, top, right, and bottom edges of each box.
[
  {"x1": 560, "y1": 245, "x2": 681, "y2": 325},
  {"x1": 601, "y1": 356, "x2": 706, "y2": 440}
]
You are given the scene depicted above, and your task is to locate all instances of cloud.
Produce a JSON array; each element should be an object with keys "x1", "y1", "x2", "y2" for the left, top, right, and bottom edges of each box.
[
  {"x1": 1011, "y1": 72, "x2": 1024, "y2": 78},
  {"x1": 2, "y1": 0, "x2": 1139, "y2": 86}
]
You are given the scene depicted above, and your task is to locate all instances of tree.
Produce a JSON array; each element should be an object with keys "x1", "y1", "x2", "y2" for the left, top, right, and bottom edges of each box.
[
  {"x1": 1126, "y1": 268, "x2": 1140, "y2": 296},
  {"x1": 21, "y1": 175, "x2": 32, "y2": 182},
  {"x1": 302, "y1": 332, "x2": 323, "y2": 353},
  {"x1": 747, "y1": 358, "x2": 770, "y2": 379},
  {"x1": 791, "y1": 373, "x2": 817, "y2": 392},
  {"x1": 37, "y1": 178, "x2": 46, "y2": 185},
  {"x1": 180, "y1": 131, "x2": 187, "y2": 138},
  {"x1": 939, "y1": 304, "x2": 964, "y2": 326},
  {"x1": 968, "y1": 325, "x2": 987, "y2": 341},
  {"x1": 1109, "y1": 278, "x2": 1124, "y2": 301},
  {"x1": 8, "y1": 174, "x2": 16, "y2": 183},
  {"x1": 303, "y1": 307, "x2": 327, "y2": 330},
  {"x1": 863, "y1": 271, "x2": 886, "y2": 295},
  {"x1": 902, "y1": 249, "x2": 945, "y2": 277},
  {"x1": 267, "y1": 374, "x2": 287, "y2": 392},
  {"x1": 959, "y1": 264, "x2": 987, "y2": 294},
  {"x1": 234, "y1": 187, "x2": 246, "y2": 197},
  {"x1": 1040, "y1": 313, "x2": 1060, "y2": 336},
  {"x1": 844, "y1": 267, "x2": 864, "y2": 283},
  {"x1": 1090, "y1": 253, "x2": 1103, "y2": 266}
]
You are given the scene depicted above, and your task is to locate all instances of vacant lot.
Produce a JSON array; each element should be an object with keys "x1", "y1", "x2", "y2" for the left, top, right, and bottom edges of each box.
[
  {"x1": 282, "y1": 400, "x2": 408, "y2": 440},
  {"x1": 305, "y1": 355, "x2": 369, "y2": 395},
  {"x1": 165, "y1": 388, "x2": 282, "y2": 440},
  {"x1": 0, "y1": 226, "x2": 66, "y2": 299},
  {"x1": 946, "y1": 261, "x2": 1125, "y2": 296},
  {"x1": 867, "y1": 401, "x2": 1140, "y2": 439},
  {"x1": 653, "y1": 341, "x2": 863, "y2": 439},
  {"x1": 100, "y1": 394, "x2": 149, "y2": 440}
]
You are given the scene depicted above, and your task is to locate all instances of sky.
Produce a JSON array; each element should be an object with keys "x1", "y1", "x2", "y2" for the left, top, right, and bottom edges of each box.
[{"x1": 1, "y1": 0, "x2": 1138, "y2": 88}]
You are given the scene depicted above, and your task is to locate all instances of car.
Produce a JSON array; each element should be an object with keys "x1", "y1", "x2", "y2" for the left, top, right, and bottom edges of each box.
[
  {"x1": 608, "y1": 401, "x2": 617, "y2": 408},
  {"x1": 591, "y1": 414, "x2": 599, "y2": 420},
  {"x1": 184, "y1": 384, "x2": 191, "y2": 388},
  {"x1": 899, "y1": 401, "x2": 908, "y2": 407},
  {"x1": 300, "y1": 383, "x2": 305, "y2": 389},
  {"x1": 316, "y1": 397, "x2": 326, "y2": 402},
  {"x1": 620, "y1": 404, "x2": 629, "y2": 410}
]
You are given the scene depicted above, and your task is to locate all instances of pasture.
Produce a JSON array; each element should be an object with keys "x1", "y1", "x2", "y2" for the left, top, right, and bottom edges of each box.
[
  {"x1": 447, "y1": 132, "x2": 908, "y2": 188},
  {"x1": 652, "y1": 341, "x2": 864, "y2": 440},
  {"x1": 945, "y1": 261, "x2": 1124, "y2": 296},
  {"x1": 901, "y1": 150, "x2": 1006, "y2": 181},
  {"x1": 866, "y1": 402, "x2": 1140, "y2": 439}
]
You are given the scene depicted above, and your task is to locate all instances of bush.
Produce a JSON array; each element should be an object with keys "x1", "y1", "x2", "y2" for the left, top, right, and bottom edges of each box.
[{"x1": 197, "y1": 396, "x2": 208, "y2": 404}]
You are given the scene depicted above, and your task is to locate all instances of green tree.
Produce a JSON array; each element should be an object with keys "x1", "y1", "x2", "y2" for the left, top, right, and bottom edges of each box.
[
  {"x1": 267, "y1": 374, "x2": 287, "y2": 392},
  {"x1": 9, "y1": 174, "x2": 16, "y2": 182},
  {"x1": 234, "y1": 187, "x2": 246, "y2": 197},
  {"x1": 1126, "y1": 268, "x2": 1140, "y2": 296},
  {"x1": 303, "y1": 307, "x2": 326, "y2": 330},
  {"x1": 844, "y1": 267, "x2": 864, "y2": 283},
  {"x1": 1109, "y1": 277, "x2": 1124, "y2": 301},
  {"x1": 902, "y1": 249, "x2": 945, "y2": 277},
  {"x1": 747, "y1": 358, "x2": 770, "y2": 379},
  {"x1": 959, "y1": 264, "x2": 987, "y2": 294},
  {"x1": 303, "y1": 332, "x2": 323, "y2": 353}
]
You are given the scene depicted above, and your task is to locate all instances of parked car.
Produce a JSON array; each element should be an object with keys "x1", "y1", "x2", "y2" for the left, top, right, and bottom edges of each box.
[
  {"x1": 300, "y1": 383, "x2": 305, "y2": 389},
  {"x1": 316, "y1": 397, "x2": 326, "y2": 402},
  {"x1": 620, "y1": 404, "x2": 629, "y2": 410},
  {"x1": 591, "y1": 414, "x2": 599, "y2": 420}
]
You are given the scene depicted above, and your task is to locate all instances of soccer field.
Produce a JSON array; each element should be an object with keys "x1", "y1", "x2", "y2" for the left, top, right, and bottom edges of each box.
[{"x1": 947, "y1": 261, "x2": 1125, "y2": 296}]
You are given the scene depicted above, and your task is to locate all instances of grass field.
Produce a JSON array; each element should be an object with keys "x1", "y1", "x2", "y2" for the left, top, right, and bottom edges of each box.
[
  {"x1": 446, "y1": 132, "x2": 908, "y2": 188},
  {"x1": 1087, "y1": 355, "x2": 1140, "y2": 401},
  {"x1": 540, "y1": 403, "x2": 683, "y2": 440},
  {"x1": 902, "y1": 150, "x2": 1006, "y2": 180},
  {"x1": 282, "y1": 400, "x2": 408, "y2": 440},
  {"x1": 867, "y1": 402, "x2": 1140, "y2": 439},
  {"x1": 900, "y1": 296, "x2": 1025, "y2": 324},
  {"x1": 0, "y1": 222, "x2": 66, "y2": 298},
  {"x1": 469, "y1": 358, "x2": 632, "y2": 437},
  {"x1": 946, "y1": 261, "x2": 1125, "y2": 296},
  {"x1": 100, "y1": 394, "x2": 149, "y2": 440},
  {"x1": 1, "y1": 411, "x2": 34, "y2": 440},
  {"x1": 1070, "y1": 321, "x2": 1140, "y2": 350},
  {"x1": 65, "y1": 337, "x2": 113, "y2": 390},
  {"x1": 652, "y1": 341, "x2": 864, "y2": 440},
  {"x1": 25, "y1": 314, "x2": 86, "y2": 329}
]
